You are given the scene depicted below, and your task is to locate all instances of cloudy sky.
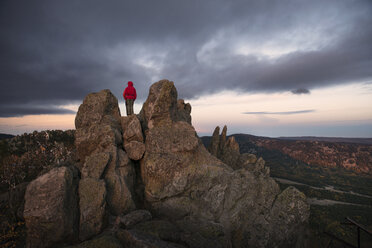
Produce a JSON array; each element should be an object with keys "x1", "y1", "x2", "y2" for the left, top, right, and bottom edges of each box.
[{"x1": 0, "y1": 0, "x2": 371, "y2": 137}]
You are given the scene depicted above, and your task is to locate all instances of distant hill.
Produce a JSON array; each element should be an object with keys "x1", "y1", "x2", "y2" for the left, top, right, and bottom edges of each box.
[
  {"x1": 201, "y1": 133, "x2": 372, "y2": 176},
  {"x1": 278, "y1": 136, "x2": 372, "y2": 145},
  {"x1": 0, "y1": 133, "x2": 15, "y2": 140}
]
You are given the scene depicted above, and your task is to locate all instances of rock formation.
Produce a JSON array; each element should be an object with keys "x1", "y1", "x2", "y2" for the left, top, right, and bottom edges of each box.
[
  {"x1": 23, "y1": 166, "x2": 79, "y2": 248},
  {"x1": 78, "y1": 177, "x2": 106, "y2": 241},
  {"x1": 75, "y1": 89, "x2": 136, "y2": 222},
  {"x1": 209, "y1": 126, "x2": 262, "y2": 171},
  {"x1": 22, "y1": 79, "x2": 310, "y2": 248},
  {"x1": 121, "y1": 115, "x2": 145, "y2": 161},
  {"x1": 139, "y1": 80, "x2": 310, "y2": 247},
  {"x1": 208, "y1": 126, "x2": 220, "y2": 156}
]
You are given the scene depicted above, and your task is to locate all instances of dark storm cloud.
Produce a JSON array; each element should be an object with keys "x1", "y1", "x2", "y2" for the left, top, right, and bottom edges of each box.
[
  {"x1": 0, "y1": 105, "x2": 75, "y2": 117},
  {"x1": 243, "y1": 110, "x2": 315, "y2": 115},
  {"x1": 291, "y1": 88, "x2": 310, "y2": 95},
  {"x1": 0, "y1": 0, "x2": 371, "y2": 116}
]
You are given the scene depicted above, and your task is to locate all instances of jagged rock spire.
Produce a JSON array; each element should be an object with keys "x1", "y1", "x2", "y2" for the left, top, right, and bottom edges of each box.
[
  {"x1": 208, "y1": 125, "x2": 241, "y2": 169},
  {"x1": 208, "y1": 126, "x2": 220, "y2": 156},
  {"x1": 219, "y1": 125, "x2": 227, "y2": 152}
]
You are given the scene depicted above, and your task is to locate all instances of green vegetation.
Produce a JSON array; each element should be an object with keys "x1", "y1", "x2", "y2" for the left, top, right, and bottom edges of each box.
[
  {"x1": 263, "y1": 150, "x2": 372, "y2": 247},
  {"x1": 0, "y1": 130, "x2": 75, "y2": 247},
  {"x1": 309, "y1": 204, "x2": 372, "y2": 248},
  {"x1": 264, "y1": 148, "x2": 372, "y2": 195},
  {"x1": 0, "y1": 198, "x2": 26, "y2": 248},
  {"x1": 0, "y1": 139, "x2": 11, "y2": 160},
  {"x1": 278, "y1": 182, "x2": 372, "y2": 207},
  {"x1": 0, "y1": 130, "x2": 76, "y2": 193}
]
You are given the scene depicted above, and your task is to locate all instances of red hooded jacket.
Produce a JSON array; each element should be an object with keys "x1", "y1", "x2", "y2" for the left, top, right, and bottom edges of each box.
[{"x1": 123, "y1": 81, "x2": 137, "y2": 100}]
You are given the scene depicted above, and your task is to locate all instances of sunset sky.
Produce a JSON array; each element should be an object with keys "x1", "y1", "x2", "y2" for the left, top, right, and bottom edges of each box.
[{"x1": 1, "y1": 0, "x2": 371, "y2": 137}]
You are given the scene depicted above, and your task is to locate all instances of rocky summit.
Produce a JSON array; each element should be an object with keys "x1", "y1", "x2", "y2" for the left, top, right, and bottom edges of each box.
[{"x1": 21, "y1": 79, "x2": 310, "y2": 248}]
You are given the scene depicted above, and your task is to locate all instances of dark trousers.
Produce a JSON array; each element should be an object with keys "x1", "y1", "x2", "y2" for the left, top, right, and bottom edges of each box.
[{"x1": 125, "y1": 99, "x2": 134, "y2": 116}]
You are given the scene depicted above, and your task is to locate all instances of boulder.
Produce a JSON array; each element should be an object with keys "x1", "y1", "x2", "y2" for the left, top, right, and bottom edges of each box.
[
  {"x1": 268, "y1": 186, "x2": 310, "y2": 247},
  {"x1": 138, "y1": 79, "x2": 190, "y2": 132},
  {"x1": 75, "y1": 89, "x2": 121, "y2": 130},
  {"x1": 116, "y1": 229, "x2": 186, "y2": 248},
  {"x1": 121, "y1": 115, "x2": 146, "y2": 160},
  {"x1": 139, "y1": 80, "x2": 177, "y2": 130},
  {"x1": 119, "y1": 209, "x2": 152, "y2": 229},
  {"x1": 239, "y1": 153, "x2": 257, "y2": 166},
  {"x1": 75, "y1": 124, "x2": 122, "y2": 164},
  {"x1": 253, "y1": 157, "x2": 270, "y2": 176},
  {"x1": 133, "y1": 219, "x2": 181, "y2": 243},
  {"x1": 240, "y1": 156, "x2": 270, "y2": 176},
  {"x1": 103, "y1": 146, "x2": 136, "y2": 215},
  {"x1": 140, "y1": 121, "x2": 217, "y2": 200},
  {"x1": 79, "y1": 178, "x2": 107, "y2": 241},
  {"x1": 65, "y1": 233, "x2": 123, "y2": 248},
  {"x1": 121, "y1": 115, "x2": 144, "y2": 143},
  {"x1": 176, "y1": 217, "x2": 231, "y2": 248},
  {"x1": 124, "y1": 141, "x2": 146, "y2": 161},
  {"x1": 81, "y1": 152, "x2": 110, "y2": 179},
  {"x1": 24, "y1": 166, "x2": 79, "y2": 248}
]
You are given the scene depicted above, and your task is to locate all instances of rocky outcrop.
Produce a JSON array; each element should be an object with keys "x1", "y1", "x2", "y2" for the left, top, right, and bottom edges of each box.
[
  {"x1": 138, "y1": 80, "x2": 191, "y2": 132},
  {"x1": 75, "y1": 89, "x2": 136, "y2": 220},
  {"x1": 65, "y1": 233, "x2": 123, "y2": 248},
  {"x1": 81, "y1": 152, "x2": 110, "y2": 179},
  {"x1": 119, "y1": 210, "x2": 152, "y2": 229},
  {"x1": 21, "y1": 80, "x2": 310, "y2": 248},
  {"x1": 220, "y1": 136, "x2": 240, "y2": 169},
  {"x1": 22, "y1": 90, "x2": 137, "y2": 247},
  {"x1": 208, "y1": 126, "x2": 220, "y2": 156},
  {"x1": 117, "y1": 229, "x2": 186, "y2": 248},
  {"x1": 138, "y1": 79, "x2": 310, "y2": 247},
  {"x1": 268, "y1": 186, "x2": 310, "y2": 247},
  {"x1": 175, "y1": 217, "x2": 231, "y2": 248},
  {"x1": 103, "y1": 147, "x2": 136, "y2": 215},
  {"x1": 79, "y1": 178, "x2": 106, "y2": 241},
  {"x1": 209, "y1": 126, "x2": 262, "y2": 171},
  {"x1": 121, "y1": 115, "x2": 145, "y2": 160},
  {"x1": 75, "y1": 89, "x2": 121, "y2": 130},
  {"x1": 176, "y1": 99, "x2": 192, "y2": 125},
  {"x1": 23, "y1": 166, "x2": 79, "y2": 248}
]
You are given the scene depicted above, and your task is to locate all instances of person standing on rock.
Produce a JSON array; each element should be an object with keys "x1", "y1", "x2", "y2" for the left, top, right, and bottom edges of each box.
[{"x1": 123, "y1": 81, "x2": 137, "y2": 115}]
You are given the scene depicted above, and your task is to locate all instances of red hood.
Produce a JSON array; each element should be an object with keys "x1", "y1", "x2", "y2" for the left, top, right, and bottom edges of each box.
[{"x1": 128, "y1": 81, "x2": 133, "y2": 86}]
